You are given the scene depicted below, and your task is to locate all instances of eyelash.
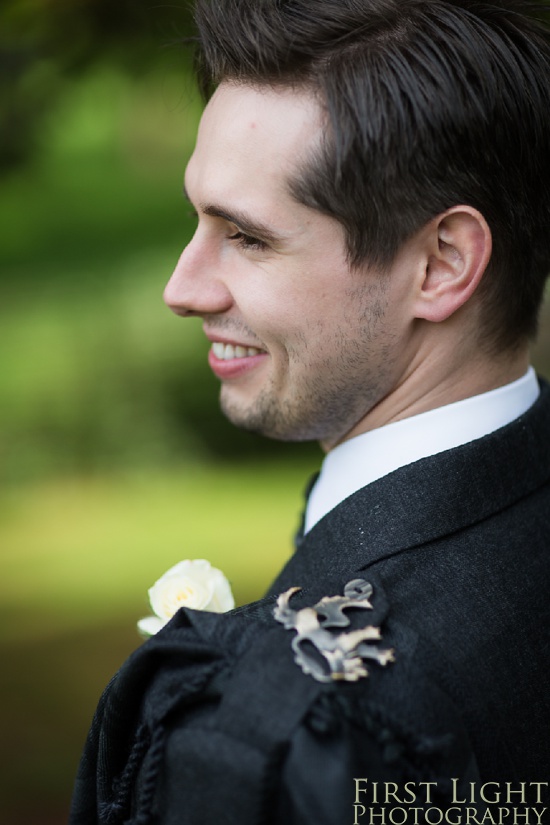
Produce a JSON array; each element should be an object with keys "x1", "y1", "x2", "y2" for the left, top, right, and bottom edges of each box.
[
  {"x1": 186, "y1": 207, "x2": 267, "y2": 252},
  {"x1": 227, "y1": 231, "x2": 268, "y2": 252}
]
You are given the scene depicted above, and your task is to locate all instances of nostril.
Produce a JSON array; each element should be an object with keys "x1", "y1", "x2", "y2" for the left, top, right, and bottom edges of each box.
[{"x1": 169, "y1": 307, "x2": 197, "y2": 318}]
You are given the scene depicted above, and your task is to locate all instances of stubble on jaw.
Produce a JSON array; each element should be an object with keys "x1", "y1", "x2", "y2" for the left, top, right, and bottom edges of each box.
[{"x1": 218, "y1": 287, "x2": 397, "y2": 448}]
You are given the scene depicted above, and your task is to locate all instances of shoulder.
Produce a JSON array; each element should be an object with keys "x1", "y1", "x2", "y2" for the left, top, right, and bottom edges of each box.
[{"x1": 153, "y1": 587, "x2": 479, "y2": 825}]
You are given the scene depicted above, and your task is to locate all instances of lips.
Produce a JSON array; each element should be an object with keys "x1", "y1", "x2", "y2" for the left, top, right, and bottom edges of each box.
[{"x1": 207, "y1": 339, "x2": 268, "y2": 379}]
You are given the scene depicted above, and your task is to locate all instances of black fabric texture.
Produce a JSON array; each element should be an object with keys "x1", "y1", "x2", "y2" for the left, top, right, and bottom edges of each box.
[
  {"x1": 69, "y1": 380, "x2": 550, "y2": 823},
  {"x1": 267, "y1": 380, "x2": 550, "y2": 786}
]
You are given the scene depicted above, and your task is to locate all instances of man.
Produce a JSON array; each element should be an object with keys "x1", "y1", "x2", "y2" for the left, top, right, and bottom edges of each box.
[{"x1": 70, "y1": 1, "x2": 550, "y2": 823}]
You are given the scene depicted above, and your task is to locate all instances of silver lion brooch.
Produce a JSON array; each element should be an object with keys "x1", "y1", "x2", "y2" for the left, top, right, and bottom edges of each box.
[{"x1": 274, "y1": 578, "x2": 395, "y2": 683}]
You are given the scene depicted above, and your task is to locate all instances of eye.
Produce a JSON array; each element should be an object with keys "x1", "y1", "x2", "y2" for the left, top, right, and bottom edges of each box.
[{"x1": 228, "y1": 230, "x2": 268, "y2": 252}]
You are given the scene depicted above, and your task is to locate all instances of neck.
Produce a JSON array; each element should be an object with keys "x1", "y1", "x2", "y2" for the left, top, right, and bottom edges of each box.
[{"x1": 324, "y1": 329, "x2": 530, "y2": 452}]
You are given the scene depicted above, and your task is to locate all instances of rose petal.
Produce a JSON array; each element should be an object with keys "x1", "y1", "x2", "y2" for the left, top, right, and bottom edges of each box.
[
  {"x1": 206, "y1": 569, "x2": 236, "y2": 612},
  {"x1": 139, "y1": 559, "x2": 235, "y2": 637},
  {"x1": 149, "y1": 575, "x2": 212, "y2": 618},
  {"x1": 137, "y1": 616, "x2": 166, "y2": 637}
]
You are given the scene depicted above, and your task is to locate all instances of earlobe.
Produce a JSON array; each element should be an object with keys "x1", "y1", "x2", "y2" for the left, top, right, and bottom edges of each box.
[{"x1": 415, "y1": 207, "x2": 492, "y2": 324}]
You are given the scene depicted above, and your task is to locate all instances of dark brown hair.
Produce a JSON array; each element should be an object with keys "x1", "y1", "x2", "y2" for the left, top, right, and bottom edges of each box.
[{"x1": 192, "y1": 0, "x2": 550, "y2": 350}]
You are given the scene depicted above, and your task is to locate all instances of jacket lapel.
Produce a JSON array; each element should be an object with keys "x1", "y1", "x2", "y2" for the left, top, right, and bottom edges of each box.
[{"x1": 267, "y1": 379, "x2": 550, "y2": 597}]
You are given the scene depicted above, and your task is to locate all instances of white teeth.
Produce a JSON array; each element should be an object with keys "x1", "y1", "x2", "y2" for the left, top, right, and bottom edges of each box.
[{"x1": 212, "y1": 342, "x2": 263, "y2": 360}]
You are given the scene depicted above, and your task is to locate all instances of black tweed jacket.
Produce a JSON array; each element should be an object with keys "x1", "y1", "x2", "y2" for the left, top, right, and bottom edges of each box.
[{"x1": 70, "y1": 380, "x2": 550, "y2": 825}]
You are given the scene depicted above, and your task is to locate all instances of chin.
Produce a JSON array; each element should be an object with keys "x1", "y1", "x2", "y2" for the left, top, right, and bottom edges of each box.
[{"x1": 219, "y1": 392, "x2": 335, "y2": 443}]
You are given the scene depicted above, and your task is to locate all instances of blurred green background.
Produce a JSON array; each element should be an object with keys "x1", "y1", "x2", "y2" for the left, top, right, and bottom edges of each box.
[
  {"x1": 0, "y1": 2, "x2": 321, "y2": 822},
  {"x1": 1, "y1": 2, "x2": 549, "y2": 823}
]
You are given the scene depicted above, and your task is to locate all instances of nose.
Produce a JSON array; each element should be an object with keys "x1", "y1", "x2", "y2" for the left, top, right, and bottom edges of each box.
[{"x1": 163, "y1": 232, "x2": 233, "y2": 317}]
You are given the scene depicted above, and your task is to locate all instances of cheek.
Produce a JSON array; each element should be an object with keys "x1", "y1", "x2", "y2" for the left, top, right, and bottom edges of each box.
[
  {"x1": 234, "y1": 255, "x2": 355, "y2": 348},
  {"x1": 238, "y1": 286, "x2": 312, "y2": 337}
]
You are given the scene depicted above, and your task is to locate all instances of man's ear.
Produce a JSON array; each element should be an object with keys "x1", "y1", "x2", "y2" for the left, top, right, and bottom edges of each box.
[{"x1": 414, "y1": 206, "x2": 492, "y2": 323}]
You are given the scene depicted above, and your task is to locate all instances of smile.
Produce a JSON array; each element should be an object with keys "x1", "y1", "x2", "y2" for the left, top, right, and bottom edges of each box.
[
  {"x1": 211, "y1": 342, "x2": 264, "y2": 360},
  {"x1": 208, "y1": 340, "x2": 268, "y2": 381}
]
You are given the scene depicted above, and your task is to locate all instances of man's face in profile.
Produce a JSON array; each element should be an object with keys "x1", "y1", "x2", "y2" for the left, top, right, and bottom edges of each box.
[{"x1": 164, "y1": 83, "x2": 416, "y2": 448}]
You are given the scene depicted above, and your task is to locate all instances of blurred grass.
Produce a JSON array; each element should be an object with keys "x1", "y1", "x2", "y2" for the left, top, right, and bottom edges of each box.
[
  {"x1": 0, "y1": 462, "x2": 315, "y2": 823},
  {"x1": 0, "y1": 462, "x2": 310, "y2": 644}
]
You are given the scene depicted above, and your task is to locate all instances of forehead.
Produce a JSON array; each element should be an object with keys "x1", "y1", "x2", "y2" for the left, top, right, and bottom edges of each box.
[{"x1": 185, "y1": 82, "x2": 323, "y2": 206}]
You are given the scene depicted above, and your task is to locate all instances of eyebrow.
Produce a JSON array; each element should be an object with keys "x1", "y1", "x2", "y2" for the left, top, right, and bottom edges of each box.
[{"x1": 183, "y1": 186, "x2": 285, "y2": 246}]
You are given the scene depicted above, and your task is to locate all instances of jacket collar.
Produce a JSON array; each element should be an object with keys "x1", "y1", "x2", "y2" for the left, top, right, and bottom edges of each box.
[{"x1": 266, "y1": 378, "x2": 550, "y2": 597}]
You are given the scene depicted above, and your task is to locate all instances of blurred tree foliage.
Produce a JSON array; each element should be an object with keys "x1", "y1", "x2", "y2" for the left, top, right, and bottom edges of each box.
[
  {"x1": 0, "y1": 0, "x2": 195, "y2": 172},
  {"x1": 0, "y1": 0, "x2": 321, "y2": 486}
]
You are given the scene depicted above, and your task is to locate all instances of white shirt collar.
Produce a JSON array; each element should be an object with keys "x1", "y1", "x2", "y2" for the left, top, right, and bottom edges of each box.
[{"x1": 304, "y1": 367, "x2": 540, "y2": 533}]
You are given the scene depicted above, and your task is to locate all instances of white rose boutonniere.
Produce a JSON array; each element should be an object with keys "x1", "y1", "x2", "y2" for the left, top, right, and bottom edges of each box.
[{"x1": 137, "y1": 559, "x2": 235, "y2": 637}]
